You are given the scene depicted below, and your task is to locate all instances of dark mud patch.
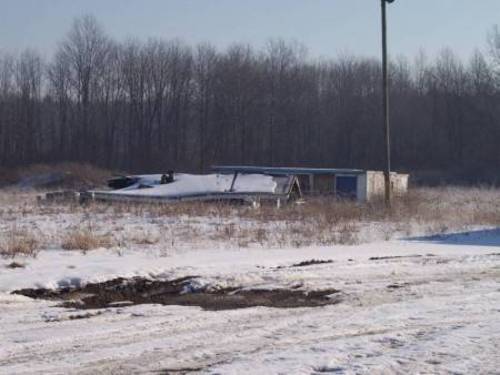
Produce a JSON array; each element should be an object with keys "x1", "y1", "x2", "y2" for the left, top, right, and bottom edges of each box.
[
  {"x1": 291, "y1": 259, "x2": 334, "y2": 268},
  {"x1": 156, "y1": 367, "x2": 204, "y2": 374},
  {"x1": 68, "y1": 311, "x2": 104, "y2": 320},
  {"x1": 43, "y1": 311, "x2": 104, "y2": 323},
  {"x1": 369, "y1": 254, "x2": 423, "y2": 261},
  {"x1": 5, "y1": 261, "x2": 25, "y2": 269},
  {"x1": 387, "y1": 283, "x2": 410, "y2": 289},
  {"x1": 12, "y1": 276, "x2": 341, "y2": 311},
  {"x1": 277, "y1": 259, "x2": 334, "y2": 269},
  {"x1": 313, "y1": 365, "x2": 345, "y2": 373}
]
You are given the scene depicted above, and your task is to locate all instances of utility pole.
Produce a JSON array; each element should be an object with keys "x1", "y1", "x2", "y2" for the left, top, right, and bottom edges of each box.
[{"x1": 381, "y1": 0, "x2": 394, "y2": 207}]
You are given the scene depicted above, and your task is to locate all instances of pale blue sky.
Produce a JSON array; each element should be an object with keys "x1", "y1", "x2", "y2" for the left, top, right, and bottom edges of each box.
[{"x1": 1, "y1": 0, "x2": 499, "y2": 60}]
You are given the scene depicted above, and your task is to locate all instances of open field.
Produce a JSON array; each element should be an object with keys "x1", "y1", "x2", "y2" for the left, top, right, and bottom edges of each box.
[
  {"x1": 2, "y1": 1, "x2": 500, "y2": 372},
  {"x1": 1, "y1": 187, "x2": 500, "y2": 374},
  {"x1": 1, "y1": 186, "x2": 500, "y2": 255}
]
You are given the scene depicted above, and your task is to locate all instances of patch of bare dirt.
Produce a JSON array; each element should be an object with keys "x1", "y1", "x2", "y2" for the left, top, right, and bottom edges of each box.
[
  {"x1": 276, "y1": 259, "x2": 334, "y2": 269},
  {"x1": 291, "y1": 259, "x2": 334, "y2": 267},
  {"x1": 5, "y1": 261, "x2": 25, "y2": 268},
  {"x1": 369, "y1": 254, "x2": 423, "y2": 261},
  {"x1": 12, "y1": 276, "x2": 341, "y2": 311}
]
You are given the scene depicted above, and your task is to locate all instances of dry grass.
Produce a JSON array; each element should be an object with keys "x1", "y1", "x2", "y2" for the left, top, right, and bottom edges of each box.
[
  {"x1": 2, "y1": 186, "x2": 500, "y2": 251},
  {"x1": 61, "y1": 229, "x2": 114, "y2": 252},
  {"x1": 62, "y1": 187, "x2": 500, "y2": 247},
  {"x1": 127, "y1": 231, "x2": 160, "y2": 245},
  {"x1": 0, "y1": 227, "x2": 40, "y2": 258}
]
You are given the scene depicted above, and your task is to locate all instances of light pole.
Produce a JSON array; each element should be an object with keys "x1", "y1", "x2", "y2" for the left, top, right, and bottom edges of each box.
[{"x1": 381, "y1": 0, "x2": 394, "y2": 207}]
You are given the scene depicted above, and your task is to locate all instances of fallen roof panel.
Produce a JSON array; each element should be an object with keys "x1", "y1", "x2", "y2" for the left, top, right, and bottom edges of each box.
[
  {"x1": 212, "y1": 165, "x2": 365, "y2": 175},
  {"x1": 85, "y1": 173, "x2": 299, "y2": 204}
]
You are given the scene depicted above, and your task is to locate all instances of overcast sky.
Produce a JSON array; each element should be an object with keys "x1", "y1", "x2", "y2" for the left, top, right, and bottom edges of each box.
[{"x1": 1, "y1": 0, "x2": 498, "y2": 60}]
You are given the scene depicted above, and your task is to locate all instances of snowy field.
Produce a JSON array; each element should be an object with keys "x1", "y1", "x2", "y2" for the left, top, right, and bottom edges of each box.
[{"x1": 1, "y1": 189, "x2": 499, "y2": 374}]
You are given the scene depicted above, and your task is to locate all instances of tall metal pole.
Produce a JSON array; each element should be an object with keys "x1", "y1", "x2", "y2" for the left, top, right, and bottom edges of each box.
[{"x1": 381, "y1": 0, "x2": 392, "y2": 206}]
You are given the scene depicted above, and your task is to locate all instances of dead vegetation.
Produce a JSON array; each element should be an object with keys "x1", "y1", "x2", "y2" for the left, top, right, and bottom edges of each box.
[
  {"x1": 126, "y1": 230, "x2": 160, "y2": 245},
  {"x1": 61, "y1": 229, "x2": 114, "y2": 252},
  {"x1": 1, "y1": 186, "x2": 500, "y2": 252},
  {"x1": 0, "y1": 227, "x2": 40, "y2": 258}
]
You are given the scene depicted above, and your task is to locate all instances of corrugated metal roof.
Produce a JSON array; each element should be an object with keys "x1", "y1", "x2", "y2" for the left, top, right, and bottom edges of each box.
[{"x1": 212, "y1": 165, "x2": 365, "y2": 175}]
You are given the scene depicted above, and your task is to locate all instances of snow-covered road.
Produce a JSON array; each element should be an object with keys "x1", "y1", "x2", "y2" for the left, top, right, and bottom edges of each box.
[{"x1": 1, "y1": 237, "x2": 499, "y2": 374}]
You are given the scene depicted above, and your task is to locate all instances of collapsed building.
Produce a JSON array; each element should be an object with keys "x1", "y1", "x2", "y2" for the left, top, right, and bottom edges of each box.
[
  {"x1": 81, "y1": 172, "x2": 301, "y2": 205},
  {"x1": 75, "y1": 165, "x2": 408, "y2": 206}
]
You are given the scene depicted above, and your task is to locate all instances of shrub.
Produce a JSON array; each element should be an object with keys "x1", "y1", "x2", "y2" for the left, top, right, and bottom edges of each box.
[
  {"x1": 0, "y1": 228, "x2": 40, "y2": 257},
  {"x1": 62, "y1": 229, "x2": 113, "y2": 252}
]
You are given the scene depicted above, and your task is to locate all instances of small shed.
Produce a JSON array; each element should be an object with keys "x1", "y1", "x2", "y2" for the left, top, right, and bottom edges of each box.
[{"x1": 212, "y1": 166, "x2": 408, "y2": 202}]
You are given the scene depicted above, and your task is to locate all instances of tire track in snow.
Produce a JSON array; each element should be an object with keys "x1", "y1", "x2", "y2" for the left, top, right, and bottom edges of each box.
[{"x1": 1, "y1": 251, "x2": 499, "y2": 374}]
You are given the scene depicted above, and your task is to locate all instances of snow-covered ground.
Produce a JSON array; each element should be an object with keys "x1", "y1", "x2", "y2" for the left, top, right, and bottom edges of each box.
[
  {"x1": 0, "y1": 190, "x2": 499, "y2": 374},
  {"x1": 1, "y1": 236, "x2": 499, "y2": 374}
]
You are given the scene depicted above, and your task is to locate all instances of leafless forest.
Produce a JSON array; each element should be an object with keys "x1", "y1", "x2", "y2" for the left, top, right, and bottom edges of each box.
[{"x1": 1, "y1": 15, "x2": 500, "y2": 183}]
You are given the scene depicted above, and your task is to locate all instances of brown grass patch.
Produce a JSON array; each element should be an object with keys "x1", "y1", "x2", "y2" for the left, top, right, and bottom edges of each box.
[
  {"x1": 61, "y1": 229, "x2": 114, "y2": 252},
  {"x1": 67, "y1": 187, "x2": 500, "y2": 247},
  {"x1": 3, "y1": 186, "x2": 500, "y2": 251},
  {"x1": 0, "y1": 228, "x2": 40, "y2": 258},
  {"x1": 127, "y1": 231, "x2": 160, "y2": 245}
]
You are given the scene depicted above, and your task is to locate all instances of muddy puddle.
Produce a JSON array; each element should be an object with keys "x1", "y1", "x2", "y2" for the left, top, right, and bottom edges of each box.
[
  {"x1": 13, "y1": 276, "x2": 341, "y2": 311},
  {"x1": 276, "y1": 259, "x2": 334, "y2": 269}
]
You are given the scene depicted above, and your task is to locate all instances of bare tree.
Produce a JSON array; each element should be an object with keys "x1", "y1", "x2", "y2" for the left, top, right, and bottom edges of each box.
[
  {"x1": 193, "y1": 43, "x2": 218, "y2": 170},
  {"x1": 2, "y1": 16, "x2": 500, "y2": 185},
  {"x1": 0, "y1": 53, "x2": 15, "y2": 164},
  {"x1": 13, "y1": 50, "x2": 43, "y2": 163},
  {"x1": 58, "y1": 14, "x2": 110, "y2": 159}
]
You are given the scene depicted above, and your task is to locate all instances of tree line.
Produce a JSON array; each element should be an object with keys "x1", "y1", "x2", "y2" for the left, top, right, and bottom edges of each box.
[{"x1": 1, "y1": 15, "x2": 500, "y2": 183}]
